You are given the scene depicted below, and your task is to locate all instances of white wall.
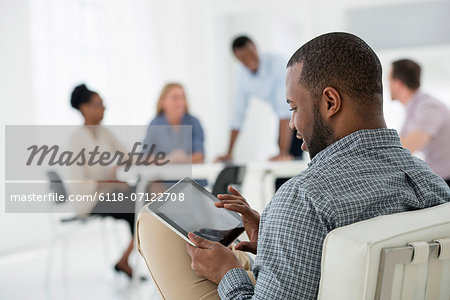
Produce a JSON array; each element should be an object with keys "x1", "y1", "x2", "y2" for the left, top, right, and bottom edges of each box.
[
  {"x1": 0, "y1": 0, "x2": 48, "y2": 255},
  {"x1": 0, "y1": 0, "x2": 34, "y2": 125},
  {"x1": 28, "y1": 0, "x2": 160, "y2": 125}
]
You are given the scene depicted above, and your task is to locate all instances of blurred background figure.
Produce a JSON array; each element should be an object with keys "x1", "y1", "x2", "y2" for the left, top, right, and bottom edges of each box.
[
  {"x1": 69, "y1": 83, "x2": 138, "y2": 278},
  {"x1": 142, "y1": 83, "x2": 206, "y2": 190},
  {"x1": 215, "y1": 35, "x2": 303, "y2": 163},
  {"x1": 142, "y1": 83, "x2": 205, "y2": 164},
  {"x1": 389, "y1": 59, "x2": 450, "y2": 186}
]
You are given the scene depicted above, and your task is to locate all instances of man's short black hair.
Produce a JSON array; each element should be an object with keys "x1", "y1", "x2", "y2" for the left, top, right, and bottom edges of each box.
[
  {"x1": 392, "y1": 59, "x2": 421, "y2": 90},
  {"x1": 232, "y1": 35, "x2": 253, "y2": 52},
  {"x1": 287, "y1": 32, "x2": 383, "y2": 104}
]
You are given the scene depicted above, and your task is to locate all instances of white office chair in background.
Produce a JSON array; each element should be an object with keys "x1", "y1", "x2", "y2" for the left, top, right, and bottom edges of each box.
[{"x1": 318, "y1": 202, "x2": 450, "y2": 300}]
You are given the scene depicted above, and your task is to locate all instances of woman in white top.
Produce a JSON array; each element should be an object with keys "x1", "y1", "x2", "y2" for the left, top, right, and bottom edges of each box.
[{"x1": 69, "y1": 84, "x2": 137, "y2": 279}]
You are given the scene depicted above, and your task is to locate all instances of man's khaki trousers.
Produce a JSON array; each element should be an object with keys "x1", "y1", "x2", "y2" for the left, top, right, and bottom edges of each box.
[{"x1": 136, "y1": 209, "x2": 255, "y2": 300}]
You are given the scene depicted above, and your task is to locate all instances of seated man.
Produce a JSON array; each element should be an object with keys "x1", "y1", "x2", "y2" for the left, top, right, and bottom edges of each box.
[{"x1": 137, "y1": 32, "x2": 450, "y2": 300}]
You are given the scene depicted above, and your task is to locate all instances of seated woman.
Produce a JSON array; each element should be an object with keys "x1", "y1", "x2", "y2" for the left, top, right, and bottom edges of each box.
[
  {"x1": 142, "y1": 82, "x2": 206, "y2": 187},
  {"x1": 69, "y1": 83, "x2": 137, "y2": 279},
  {"x1": 136, "y1": 83, "x2": 254, "y2": 299}
]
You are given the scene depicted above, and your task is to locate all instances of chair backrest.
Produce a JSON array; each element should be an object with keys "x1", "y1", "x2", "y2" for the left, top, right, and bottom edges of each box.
[
  {"x1": 318, "y1": 202, "x2": 450, "y2": 300},
  {"x1": 211, "y1": 165, "x2": 246, "y2": 196},
  {"x1": 46, "y1": 170, "x2": 67, "y2": 204}
]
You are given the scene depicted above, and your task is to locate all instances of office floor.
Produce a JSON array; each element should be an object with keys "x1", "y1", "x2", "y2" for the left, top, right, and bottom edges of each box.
[{"x1": 0, "y1": 217, "x2": 159, "y2": 300}]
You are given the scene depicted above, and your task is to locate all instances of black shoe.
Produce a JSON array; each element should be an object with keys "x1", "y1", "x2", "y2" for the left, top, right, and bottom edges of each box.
[{"x1": 114, "y1": 263, "x2": 147, "y2": 281}]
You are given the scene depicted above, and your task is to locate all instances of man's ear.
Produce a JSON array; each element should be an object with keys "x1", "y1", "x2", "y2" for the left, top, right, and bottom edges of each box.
[
  {"x1": 321, "y1": 87, "x2": 341, "y2": 118},
  {"x1": 396, "y1": 79, "x2": 406, "y2": 90}
]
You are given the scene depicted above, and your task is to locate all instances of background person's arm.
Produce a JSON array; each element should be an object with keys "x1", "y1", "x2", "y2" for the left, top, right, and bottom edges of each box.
[
  {"x1": 216, "y1": 129, "x2": 239, "y2": 162},
  {"x1": 192, "y1": 152, "x2": 205, "y2": 164},
  {"x1": 270, "y1": 119, "x2": 293, "y2": 161},
  {"x1": 216, "y1": 70, "x2": 248, "y2": 162},
  {"x1": 270, "y1": 57, "x2": 293, "y2": 161},
  {"x1": 402, "y1": 100, "x2": 443, "y2": 154},
  {"x1": 400, "y1": 130, "x2": 432, "y2": 153},
  {"x1": 191, "y1": 116, "x2": 205, "y2": 164}
]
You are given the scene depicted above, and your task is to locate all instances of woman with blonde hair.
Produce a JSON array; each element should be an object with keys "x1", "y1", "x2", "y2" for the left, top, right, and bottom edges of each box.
[{"x1": 142, "y1": 83, "x2": 205, "y2": 164}]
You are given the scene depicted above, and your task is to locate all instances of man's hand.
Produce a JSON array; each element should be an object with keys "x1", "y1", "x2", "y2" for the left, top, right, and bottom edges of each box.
[
  {"x1": 186, "y1": 233, "x2": 243, "y2": 284},
  {"x1": 216, "y1": 186, "x2": 260, "y2": 254},
  {"x1": 214, "y1": 153, "x2": 233, "y2": 162},
  {"x1": 269, "y1": 152, "x2": 294, "y2": 161}
]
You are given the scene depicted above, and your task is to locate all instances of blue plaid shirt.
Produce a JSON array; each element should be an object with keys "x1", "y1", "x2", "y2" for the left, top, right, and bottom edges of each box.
[{"x1": 218, "y1": 129, "x2": 450, "y2": 299}]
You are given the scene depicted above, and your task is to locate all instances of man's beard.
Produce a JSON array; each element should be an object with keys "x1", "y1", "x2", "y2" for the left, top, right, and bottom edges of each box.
[{"x1": 307, "y1": 103, "x2": 335, "y2": 160}]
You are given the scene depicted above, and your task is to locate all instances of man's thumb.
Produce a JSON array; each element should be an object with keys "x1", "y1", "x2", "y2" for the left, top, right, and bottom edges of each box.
[{"x1": 188, "y1": 232, "x2": 210, "y2": 248}]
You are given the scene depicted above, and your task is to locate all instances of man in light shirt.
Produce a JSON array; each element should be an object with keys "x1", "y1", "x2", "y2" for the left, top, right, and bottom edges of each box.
[
  {"x1": 389, "y1": 59, "x2": 450, "y2": 186},
  {"x1": 216, "y1": 35, "x2": 302, "y2": 162}
]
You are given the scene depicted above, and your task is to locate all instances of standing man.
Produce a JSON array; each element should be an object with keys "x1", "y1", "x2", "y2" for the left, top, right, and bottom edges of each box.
[
  {"x1": 216, "y1": 35, "x2": 302, "y2": 162},
  {"x1": 389, "y1": 59, "x2": 450, "y2": 186}
]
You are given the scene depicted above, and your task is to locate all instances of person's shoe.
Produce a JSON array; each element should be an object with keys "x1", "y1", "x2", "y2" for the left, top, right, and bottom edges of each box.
[{"x1": 114, "y1": 263, "x2": 147, "y2": 281}]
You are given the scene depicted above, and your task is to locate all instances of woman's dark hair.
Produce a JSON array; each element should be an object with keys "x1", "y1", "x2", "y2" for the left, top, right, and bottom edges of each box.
[{"x1": 70, "y1": 84, "x2": 96, "y2": 110}]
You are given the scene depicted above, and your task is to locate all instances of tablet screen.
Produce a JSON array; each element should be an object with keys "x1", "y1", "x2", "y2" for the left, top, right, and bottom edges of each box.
[{"x1": 147, "y1": 178, "x2": 244, "y2": 245}]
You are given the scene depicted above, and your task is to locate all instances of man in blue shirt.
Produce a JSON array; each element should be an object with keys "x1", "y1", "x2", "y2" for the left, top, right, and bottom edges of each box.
[
  {"x1": 216, "y1": 36, "x2": 301, "y2": 162},
  {"x1": 186, "y1": 32, "x2": 450, "y2": 299}
]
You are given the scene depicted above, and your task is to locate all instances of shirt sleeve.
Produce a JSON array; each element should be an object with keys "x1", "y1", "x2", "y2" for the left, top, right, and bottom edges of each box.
[
  {"x1": 192, "y1": 117, "x2": 205, "y2": 154},
  {"x1": 218, "y1": 185, "x2": 331, "y2": 299},
  {"x1": 230, "y1": 70, "x2": 250, "y2": 130},
  {"x1": 142, "y1": 120, "x2": 156, "y2": 154},
  {"x1": 411, "y1": 101, "x2": 444, "y2": 137},
  {"x1": 218, "y1": 268, "x2": 255, "y2": 298},
  {"x1": 273, "y1": 62, "x2": 291, "y2": 120}
]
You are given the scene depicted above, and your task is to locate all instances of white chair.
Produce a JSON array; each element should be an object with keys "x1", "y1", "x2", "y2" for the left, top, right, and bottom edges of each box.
[{"x1": 318, "y1": 202, "x2": 450, "y2": 300}]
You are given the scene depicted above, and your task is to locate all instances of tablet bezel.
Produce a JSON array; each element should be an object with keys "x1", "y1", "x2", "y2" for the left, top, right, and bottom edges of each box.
[{"x1": 146, "y1": 177, "x2": 244, "y2": 246}]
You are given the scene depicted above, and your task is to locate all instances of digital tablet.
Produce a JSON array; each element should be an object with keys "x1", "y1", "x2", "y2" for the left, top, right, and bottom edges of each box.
[{"x1": 146, "y1": 177, "x2": 245, "y2": 246}]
